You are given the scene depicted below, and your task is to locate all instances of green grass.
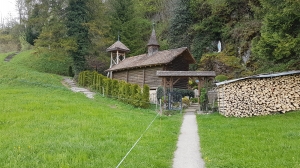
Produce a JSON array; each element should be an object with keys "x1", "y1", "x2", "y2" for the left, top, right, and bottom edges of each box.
[
  {"x1": 0, "y1": 51, "x2": 182, "y2": 167},
  {"x1": 10, "y1": 49, "x2": 73, "y2": 76},
  {"x1": 197, "y1": 112, "x2": 300, "y2": 168}
]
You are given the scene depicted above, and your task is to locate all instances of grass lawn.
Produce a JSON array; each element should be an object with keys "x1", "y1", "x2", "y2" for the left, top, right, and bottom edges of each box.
[
  {"x1": 197, "y1": 112, "x2": 300, "y2": 168},
  {"x1": 0, "y1": 51, "x2": 183, "y2": 167}
]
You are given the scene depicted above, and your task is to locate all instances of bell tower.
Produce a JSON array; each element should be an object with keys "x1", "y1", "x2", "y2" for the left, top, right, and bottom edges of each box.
[
  {"x1": 147, "y1": 24, "x2": 160, "y2": 56},
  {"x1": 106, "y1": 37, "x2": 130, "y2": 78}
]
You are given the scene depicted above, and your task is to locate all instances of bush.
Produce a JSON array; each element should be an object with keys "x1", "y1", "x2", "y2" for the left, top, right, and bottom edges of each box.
[
  {"x1": 140, "y1": 85, "x2": 150, "y2": 108},
  {"x1": 78, "y1": 70, "x2": 150, "y2": 108},
  {"x1": 182, "y1": 97, "x2": 190, "y2": 107},
  {"x1": 156, "y1": 86, "x2": 195, "y2": 99},
  {"x1": 174, "y1": 88, "x2": 195, "y2": 98},
  {"x1": 200, "y1": 88, "x2": 208, "y2": 111},
  {"x1": 215, "y1": 75, "x2": 228, "y2": 82},
  {"x1": 190, "y1": 98, "x2": 198, "y2": 103},
  {"x1": 68, "y1": 66, "x2": 74, "y2": 77}
]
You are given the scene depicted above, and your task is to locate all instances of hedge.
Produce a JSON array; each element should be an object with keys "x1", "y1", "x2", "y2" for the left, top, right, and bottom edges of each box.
[{"x1": 78, "y1": 71, "x2": 150, "y2": 108}]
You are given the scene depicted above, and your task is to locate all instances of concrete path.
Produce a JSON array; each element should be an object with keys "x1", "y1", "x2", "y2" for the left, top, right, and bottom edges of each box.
[
  {"x1": 172, "y1": 105, "x2": 205, "y2": 168},
  {"x1": 63, "y1": 77, "x2": 95, "y2": 99}
]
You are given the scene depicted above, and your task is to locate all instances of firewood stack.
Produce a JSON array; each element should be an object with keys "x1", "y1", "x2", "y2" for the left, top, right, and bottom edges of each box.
[{"x1": 217, "y1": 74, "x2": 300, "y2": 117}]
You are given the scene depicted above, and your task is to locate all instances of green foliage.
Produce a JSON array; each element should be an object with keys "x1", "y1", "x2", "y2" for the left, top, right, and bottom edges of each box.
[
  {"x1": 252, "y1": 0, "x2": 300, "y2": 72},
  {"x1": 199, "y1": 52, "x2": 241, "y2": 78},
  {"x1": 215, "y1": 75, "x2": 228, "y2": 82},
  {"x1": 140, "y1": 85, "x2": 150, "y2": 108},
  {"x1": 108, "y1": 0, "x2": 152, "y2": 56},
  {"x1": 111, "y1": 79, "x2": 119, "y2": 98},
  {"x1": 78, "y1": 71, "x2": 150, "y2": 108},
  {"x1": 168, "y1": 0, "x2": 193, "y2": 49},
  {"x1": 173, "y1": 88, "x2": 195, "y2": 98},
  {"x1": 156, "y1": 86, "x2": 194, "y2": 100},
  {"x1": 68, "y1": 66, "x2": 74, "y2": 77},
  {"x1": 200, "y1": 87, "x2": 208, "y2": 110},
  {"x1": 190, "y1": 97, "x2": 199, "y2": 103},
  {"x1": 11, "y1": 49, "x2": 73, "y2": 76},
  {"x1": 25, "y1": 4, "x2": 44, "y2": 45},
  {"x1": 156, "y1": 86, "x2": 164, "y2": 101},
  {"x1": 66, "y1": 0, "x2": 91, "y2": 76},
  {"x1": 182, "y1": 97, "x2": 190, "y2": 107}
]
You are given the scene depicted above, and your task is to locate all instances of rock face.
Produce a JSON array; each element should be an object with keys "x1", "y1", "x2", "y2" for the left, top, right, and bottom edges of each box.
[
  {"x1": 212, "y1": 60, "x2": 236, "y2": 75},
  {"x1": 242, "y1": 49, "x2": 251, "y2": 64},
  {"x1": 199, "y1": 53, "x2": 241, "y2": 78}
]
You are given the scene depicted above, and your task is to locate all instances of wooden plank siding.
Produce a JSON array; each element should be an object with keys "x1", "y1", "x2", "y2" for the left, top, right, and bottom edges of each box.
[
  {"x1": 111, "y1": 53, "x2": 192, "y2": 89},
  {"x1": 112, "y1": 71, "x2": 127, "y2": 82},
  {"x1": 112, "y1": 66, "x2": 164, "y2": 89},
  {"x1": 166, "y1": 54, "x2": 189, "y2": 89},
  {"x1": 144, "y1": 66, "x2": 163, "y2": 89},
  {"x1": 128, "y1": 68, "x2": 144, "y2": 86}
]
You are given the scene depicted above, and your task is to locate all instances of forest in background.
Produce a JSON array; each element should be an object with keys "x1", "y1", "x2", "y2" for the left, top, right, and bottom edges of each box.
[{"x1": 0, "y1": 0, "x2": 300, "y2": 78}]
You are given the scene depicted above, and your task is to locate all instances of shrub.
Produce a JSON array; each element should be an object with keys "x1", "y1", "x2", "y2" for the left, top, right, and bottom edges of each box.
[
  {"x1": 182, "y1": 97, "x2": 190, "y2": 107},
  {"x1": 77, "y1": 71, "x2": 150, "y2": 108},
  {"x1": 68, "y1": 66, "x2": 74, "y2": 77},
  {"x1": 190, "y1": 97, "x2": 198, "y2": 103},
  {"x1": 111, "y1": 79, "x2": 119, "y2": 98},
  {"x1": 140, "y1": 85, "x2": 150, "y2": 108},
  {"x1": 156, "y1": 86, "x2": 164, "y2": 101},
  {"x1": 215, "y1": 75, "x2": 228, "y2": 82},
  {"x1": 200, "y1": 88, "x2": 208, "y2": 111},
  {"x1": 173, "y1": 88, "x2": 195, "y2": 98}
]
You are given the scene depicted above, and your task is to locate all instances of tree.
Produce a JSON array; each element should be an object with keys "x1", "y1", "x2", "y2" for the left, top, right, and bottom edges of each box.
[
  {"x1": 108, "y1": 0, "x2": 151, "y2": 56},
  {"x1": 65, "y1": 0, "x2": 91, "y2": 76},
  {"x1": 168, "y1": 0, "x2": 193, "y2": 49},
  {"x1": 252, "y1": 0, "x2": 300, "y2": 70}
]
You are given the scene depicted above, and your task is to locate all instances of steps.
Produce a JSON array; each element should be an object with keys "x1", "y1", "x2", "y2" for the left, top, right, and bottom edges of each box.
[{"x1": 185, "y1": 103, "x2": 200, "y2": 113}]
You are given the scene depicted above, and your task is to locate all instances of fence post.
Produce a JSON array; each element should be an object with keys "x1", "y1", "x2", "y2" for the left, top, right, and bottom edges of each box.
[{"x1": 102, "y1": 87, "x2": 105, "y2": 97}]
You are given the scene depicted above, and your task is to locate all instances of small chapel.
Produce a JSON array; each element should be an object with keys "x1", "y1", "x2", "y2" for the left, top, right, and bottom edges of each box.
[{"x1": 105, "y1": 28, "x2": 197, "y2": 90}]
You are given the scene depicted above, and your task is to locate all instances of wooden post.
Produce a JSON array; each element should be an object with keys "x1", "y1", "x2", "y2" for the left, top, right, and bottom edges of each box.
[
  {"x1": 143, "y1": 68, "x2": 145, "y2": 86},
  {"x1": 117, "y1": 50, "x2": 119, "y2": 64}
]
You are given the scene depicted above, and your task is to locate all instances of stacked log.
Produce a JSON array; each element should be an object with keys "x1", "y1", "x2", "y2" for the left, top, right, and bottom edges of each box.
[{"x1": 217, "y1": 74, "x2": 300, "y2": 117}]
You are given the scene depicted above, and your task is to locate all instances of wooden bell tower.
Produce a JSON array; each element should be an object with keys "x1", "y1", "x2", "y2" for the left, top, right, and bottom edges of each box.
[{"x1": 106, "y1": 37, "x2": 130, "y2": 78}]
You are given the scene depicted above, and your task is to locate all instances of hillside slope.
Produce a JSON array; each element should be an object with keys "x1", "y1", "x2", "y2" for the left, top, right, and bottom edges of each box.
[{"x1": 0, "y1": 51, "x2": 182, "y2": 167}]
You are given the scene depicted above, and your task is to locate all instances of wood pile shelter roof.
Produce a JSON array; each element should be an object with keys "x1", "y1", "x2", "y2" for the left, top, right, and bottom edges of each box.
[
  {"x1": 106, "y1": 47, "x2": 196, "y2": 72},
  {"x1": 216, "y1": 70, "x2": 300, "y2": 86},
  {"x1": 156, "y1": 71, "x2": 216, "y2": 77},
  {"x1": 106, "y1": 40, "x2": 130, "y2": 52}
]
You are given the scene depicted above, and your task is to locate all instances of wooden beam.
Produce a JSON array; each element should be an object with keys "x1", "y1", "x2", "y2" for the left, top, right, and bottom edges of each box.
[{"x1": 173, "y1": 78, "x2": 181, "y2": 85}]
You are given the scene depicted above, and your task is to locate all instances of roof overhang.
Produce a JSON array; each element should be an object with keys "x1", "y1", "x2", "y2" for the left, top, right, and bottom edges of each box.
[
  {"x1": 216, "y1": 70, "x2": 300, "y2": 86},
  {"x1": 156, "y1": 71, "x2": 216, "y2": 77}
]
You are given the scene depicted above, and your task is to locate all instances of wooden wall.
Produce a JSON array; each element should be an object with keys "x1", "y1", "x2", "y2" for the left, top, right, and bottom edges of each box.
[
  {"x1": 166, "y1": 54, "x2": 189, "y2": 89},
  {"x1": 144, "y1": 66, "x2": 164, "y2": 88},
  {"x1": 112, "y1": 53, "x2": 191, "y2": 89},
  {"x1": 112, "y1": 66, "x2": 163, "y2": 89}
]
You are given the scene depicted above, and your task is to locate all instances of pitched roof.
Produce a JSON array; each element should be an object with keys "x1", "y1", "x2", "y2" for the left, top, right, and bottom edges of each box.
[
  {"x1": 147, "y1": 29, "x2": 160, "y2": 46},
  {"x1": 106, "y1": 40, "x2": 130, "y2": 52},
  {"x1": 216, "y1": 70, "x2": 300, "y2": 86},
  {"x1": 106, "y1": 47, "x2": 196, "y2": 72}
]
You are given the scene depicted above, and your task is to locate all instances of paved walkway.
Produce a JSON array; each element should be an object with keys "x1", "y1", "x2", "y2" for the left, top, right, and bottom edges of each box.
[
  {"x1": 4, "y1": 52, "x2": 19, "y2": 62},
  {"x1": 172, "y1": 104, "x2": 205, "y2": 168},
  {"x1": 63, "y1": 77, "x2": 95, "y2": 99}
]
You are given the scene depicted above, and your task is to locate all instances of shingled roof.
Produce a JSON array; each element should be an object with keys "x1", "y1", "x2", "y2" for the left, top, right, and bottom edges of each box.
[
  {"x1": 147, "y1": 29, "x2": 160, "y2": 46},
  {"x1": 106, "y1": 40, "x2": 130, "y2": 52},
  {"x1": 106, "y1": 47, "x2": 196, "y2": 72}
]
